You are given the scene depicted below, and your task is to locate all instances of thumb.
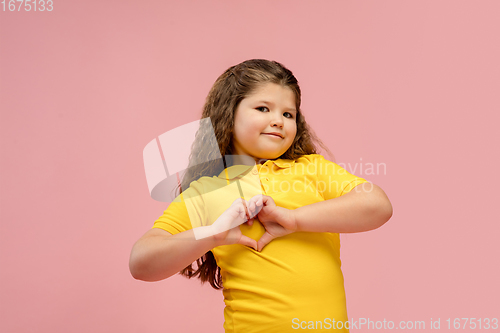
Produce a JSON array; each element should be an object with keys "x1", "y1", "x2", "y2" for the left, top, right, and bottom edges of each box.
[
  {"x1": 256, "y1": 232, "x2": 275, "y2": 252},
  {"x1": 238, "y1": 235, "x2": 258, "y2": 251}
]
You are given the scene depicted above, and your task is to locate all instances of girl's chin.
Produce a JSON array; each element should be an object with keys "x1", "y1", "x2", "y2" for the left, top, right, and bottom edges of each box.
[{"x1": 254, "y1": 151, "x2": 284, "y2": 160}]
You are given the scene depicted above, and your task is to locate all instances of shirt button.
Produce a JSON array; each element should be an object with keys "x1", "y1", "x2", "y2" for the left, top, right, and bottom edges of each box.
[{"x1": 252, "y1": 169, "x2": 258, "y2": 175}]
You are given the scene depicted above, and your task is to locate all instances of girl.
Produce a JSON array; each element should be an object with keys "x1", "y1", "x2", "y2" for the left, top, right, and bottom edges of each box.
[{"x1": 130, "y1": 59, "x2": 393, "y2": 332}]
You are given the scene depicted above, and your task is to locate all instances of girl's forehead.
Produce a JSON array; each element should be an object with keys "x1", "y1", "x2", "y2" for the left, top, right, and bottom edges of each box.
[
  {"x1": 245, "y1": 83, "x2": 296, "y2": 102},
  {"x1": 249, "y1": 82, "x2": 289, "y2": 94},
  {"x1": 241, "y1": 90, "x2": 297, "y2": 113}
]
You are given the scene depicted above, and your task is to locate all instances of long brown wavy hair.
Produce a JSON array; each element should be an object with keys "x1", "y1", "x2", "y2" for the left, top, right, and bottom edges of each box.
[{"x1": 177, "y1": 59, "x2": 333, "y2": 289}]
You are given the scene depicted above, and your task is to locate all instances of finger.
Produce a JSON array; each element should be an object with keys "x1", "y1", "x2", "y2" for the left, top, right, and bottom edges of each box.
[
  {"x1": 238, "y1": 202, "x2": 249, "y2": 220},
  {"x1": 249, "y1": 195, "x2": 263, "y2": 216},
  {"x1": 256, "y1": 232, "x2": 275, "y2": 252},
  {"x1": 235, "y1": 212, "x2": 248, "y2": 229},
  {"x1": 238, "y1": 235, "x2": 258, "y2": 251},
  {"x1": 245, "y1": 200, "x2": 253, "y2": 218},
  {"x1": 257, "y1": 195, "x2": 264, "y2": 207},
  {"x1": 225, "y1": 209, "x2": 247, "y2": 231},
  {"x1": 241, "y1": 199, "x2": 250, "y2": 220},
  {"x1": 251, "y1": 194, "x2": 264, "y2": 206},
  {"x1": 245, "y1": 218, "x2": 254, "y2": 226},
  {"x1": 261, "y1": 195, "x2": 273, "y2": 207},
  {"x1": 249, "y1": 200, "x2": 255, "y2": 216}
]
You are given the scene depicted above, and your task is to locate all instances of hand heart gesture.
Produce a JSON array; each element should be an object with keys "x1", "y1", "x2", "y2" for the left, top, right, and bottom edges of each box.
[
  {"x1": 210, "y1": 195, "x2": 296, "y2": 252},
  {"x1": 252, "y1": 195, "x2": 297, "y2": 252}
]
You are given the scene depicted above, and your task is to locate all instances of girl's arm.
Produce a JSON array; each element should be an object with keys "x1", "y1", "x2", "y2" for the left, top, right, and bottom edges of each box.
[
  {"x1": 129, "y1": 228, "x2": 220, "y2": 282},
  {"x1": 130, "y1": 198, "x2": 261, "y2": 281},
  {"x1": 293, "y1": 182, "x2": 393, "y2": 233},
  {"x1": 255, "y1": 182, "x2": 392, "y2": 251}
]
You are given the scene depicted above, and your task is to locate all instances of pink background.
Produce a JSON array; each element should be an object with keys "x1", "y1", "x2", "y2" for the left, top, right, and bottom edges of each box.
[{"x1": 1, "y1": 1, "x2": 499, "y2": 332}]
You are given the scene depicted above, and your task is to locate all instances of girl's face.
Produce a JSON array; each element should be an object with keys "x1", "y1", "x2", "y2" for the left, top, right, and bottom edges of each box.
[{"x1": 232, "y1": 82, "x2": 297, "y2": 163}]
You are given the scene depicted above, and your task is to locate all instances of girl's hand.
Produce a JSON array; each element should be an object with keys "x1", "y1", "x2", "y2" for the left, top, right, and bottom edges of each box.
[
  {"x1": 210, "y1": 196, "x2": 263, "y2": 250},
  {"x1": 256, "y1": 195, "x2": 297, "y2": 252}
]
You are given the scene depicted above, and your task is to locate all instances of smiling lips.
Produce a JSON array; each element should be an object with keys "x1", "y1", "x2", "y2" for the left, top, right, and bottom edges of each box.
[{"x1": 262, "y1": 132, "x2": 284, "y2": 139}]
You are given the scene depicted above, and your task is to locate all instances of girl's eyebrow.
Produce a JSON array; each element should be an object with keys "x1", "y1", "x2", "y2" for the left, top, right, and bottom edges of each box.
[{"x1": 255, "y1": 100, "x2": 297, "y2": 113}]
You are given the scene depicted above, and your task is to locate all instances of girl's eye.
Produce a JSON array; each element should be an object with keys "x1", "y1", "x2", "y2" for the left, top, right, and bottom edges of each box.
[{"x1": 256, "y1": 107, "x2": 294, "y2": 119}]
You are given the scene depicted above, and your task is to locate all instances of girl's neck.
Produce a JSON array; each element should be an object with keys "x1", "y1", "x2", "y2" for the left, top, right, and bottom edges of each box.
[{"x1": 228, "y1": 154, "x2": 269, "y2": 166}]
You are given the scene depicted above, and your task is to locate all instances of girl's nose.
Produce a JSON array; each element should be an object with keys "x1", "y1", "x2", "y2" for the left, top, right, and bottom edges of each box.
[
  {"x1": 271, "y1": 120, "x2": 283, "y2": 128},
  {"x1": 271, "y1": 114, "x2": 284, "y2": 128}
]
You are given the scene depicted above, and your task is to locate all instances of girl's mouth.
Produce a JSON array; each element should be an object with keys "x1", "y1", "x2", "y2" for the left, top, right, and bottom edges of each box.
[{"x1": 262, "y1": 133, "x2": 284, "y2": 139}]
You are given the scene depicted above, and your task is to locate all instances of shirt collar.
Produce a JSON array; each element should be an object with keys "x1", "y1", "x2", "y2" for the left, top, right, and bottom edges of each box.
[
  {"x1": 217, "y1": 158, "x2": 295, "y2": 180},
  {"x1": 272, "y1": 159, "x2": 295, "y2": 169}
]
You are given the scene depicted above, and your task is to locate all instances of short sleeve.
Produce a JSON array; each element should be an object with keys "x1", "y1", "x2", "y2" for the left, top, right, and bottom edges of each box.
[
  {"x1": 151, "y1": 176, "x2": 237, "y2": 235},
  {"x1": 151, "y1": 183, "x2": 205, "y2": 235},
  {"x1": 152, "y1": 200, "x2": 193, "y2": 235},
  {"x1": 312, "y1": 154, "x2": 368, "y2": 200}
]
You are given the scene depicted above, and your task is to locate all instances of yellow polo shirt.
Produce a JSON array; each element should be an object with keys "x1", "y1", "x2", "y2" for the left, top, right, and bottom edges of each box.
[{"x1": 152, "y1": 154, "x2": 367, "y2": 332}]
